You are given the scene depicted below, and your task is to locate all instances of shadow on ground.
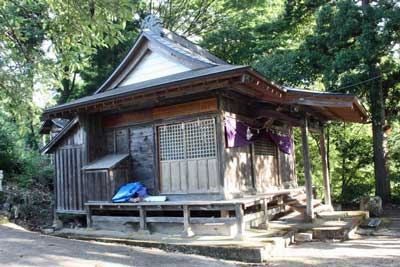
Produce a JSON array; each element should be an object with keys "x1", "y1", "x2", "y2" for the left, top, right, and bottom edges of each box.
[
  {"x1": 269, "y1": 236, "x2": 400, "y2": 267},
  {"x1": 0, "y1": 224, "x2": 235, "y2": 267}
]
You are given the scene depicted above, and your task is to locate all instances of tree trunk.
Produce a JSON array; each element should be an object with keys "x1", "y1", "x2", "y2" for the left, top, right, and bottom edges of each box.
[
  {"x1": 58, "y1": 66, "x2": 73, "y2": 104},
  {"x1": 362, "y1": 0, "x2": 390, "y2": 203},
  {"x1": 341, "y1": 123, "x2": 346, "y2": 203},
  {"x1": 370, "y1": 74, "x2": 390, "y2": 203},
  {"x1": 58, "y1": 78, "x2": 71, "y2": 104}
]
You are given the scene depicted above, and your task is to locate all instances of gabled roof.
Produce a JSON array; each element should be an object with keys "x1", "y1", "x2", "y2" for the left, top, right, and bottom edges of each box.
[
  {"x1": 94, "y1": 25, "x2": 228, "y2": 94},
  {"x1": 40, "y1": 117, "x2": 79, "y2": 154},
  {"x1": 41, "y1": 16, "x2": 369, "y2": 125},
  {"x1": 39, "y1": 118, "x2": 70, "y2": 134}
]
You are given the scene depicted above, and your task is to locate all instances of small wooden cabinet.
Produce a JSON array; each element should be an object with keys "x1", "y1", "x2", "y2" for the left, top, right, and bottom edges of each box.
[{"x1": 83, "y1": 154, "x2": 131, "y2": 202}]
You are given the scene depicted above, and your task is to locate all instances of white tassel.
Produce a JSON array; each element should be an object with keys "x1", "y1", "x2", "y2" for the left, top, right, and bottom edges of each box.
[{"x1": 246, "y1": 127, "x2": 253, "y2": 140}]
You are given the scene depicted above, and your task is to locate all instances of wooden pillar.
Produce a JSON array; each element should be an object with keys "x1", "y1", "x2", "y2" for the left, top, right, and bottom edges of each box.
[
  {"x1": 182, "y1": 205, "x2": 194, "y2": 237},
  {"x1": 138, "y1": 206, "x2": 149, "y2": 233},
  {"x1": 261, "y1": 199, "x2": 269, "y2": 229},
  {"x1": 235, "y1": 204, "x2": 245, "y2": 239},
  {"x1": 301, "y1": 117, "x2": 314, "y2": 221},
  {"x1": 319, "y1": 127, "x2": 332, "y2": 207},
  {"x1": 85, "y1": 205, "x2": 92, "y2": 228}
]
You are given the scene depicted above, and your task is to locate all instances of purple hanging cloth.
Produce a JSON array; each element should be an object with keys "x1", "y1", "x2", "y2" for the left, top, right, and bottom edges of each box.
[
  {"x1": 224, "y1": 116, "x2": 293, "y2": 154},
  {"x1": 224, "y1": 117, "x2": 253, "y2": 148},
  {"x1": 268, "y1": 130, "x2": 292, "y2": 154}
]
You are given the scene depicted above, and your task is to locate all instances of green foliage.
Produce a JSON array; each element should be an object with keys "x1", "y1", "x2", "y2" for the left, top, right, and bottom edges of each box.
[
  {"x1": 0, "y1": 192, "x2": 5, "y2": 205},
  {"x1": 294, "y1": 122, "x2": 375, "y2": 205},
  {"x1": 0, "y1": 0, "x2": 399, "y2": 207},
  {"x1": 0, "y1": 111, "x2": 53, "y2": 188},
  {"x1": 13, "y1": 151, "x2": 54, "y2": 188}
]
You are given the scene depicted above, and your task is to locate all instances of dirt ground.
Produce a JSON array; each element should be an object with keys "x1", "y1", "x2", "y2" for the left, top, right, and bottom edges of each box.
[
  {"x1": 0, "y1": 224, "x2": 235, "y2": 267},
  {"x1": 1, "y1": 223, "x2": 400, "y2": 267},
  {"x1": 268, "y1": 236, "x2": 400, "y2": 267}
]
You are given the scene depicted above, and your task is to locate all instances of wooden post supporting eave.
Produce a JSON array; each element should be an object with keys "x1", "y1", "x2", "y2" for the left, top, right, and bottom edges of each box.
[
  {"x1": 319, "y1": 126, "x2": 332, "y2": 208},
  {"x1": 301, "y1": 116, "x2": 314, "y2": 221}
]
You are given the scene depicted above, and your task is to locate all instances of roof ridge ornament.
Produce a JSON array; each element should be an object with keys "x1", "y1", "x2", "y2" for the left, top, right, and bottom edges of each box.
[{"x1": 141, "y1": 14, "x2": 163, "y2": 35}]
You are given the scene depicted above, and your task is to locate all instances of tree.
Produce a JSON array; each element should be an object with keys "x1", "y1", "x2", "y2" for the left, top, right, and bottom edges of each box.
[
  {"x1": 77, "y1": 0, "x2": 230, "y2": 97},
  {"x1": 255, "y1": 0, "x2": 400, "y2": 203}
]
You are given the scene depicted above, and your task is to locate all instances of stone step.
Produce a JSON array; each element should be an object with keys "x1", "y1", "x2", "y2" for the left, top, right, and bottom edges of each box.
[{"x1": 289, "y1": 199, "x2": 322, "y2": 213}]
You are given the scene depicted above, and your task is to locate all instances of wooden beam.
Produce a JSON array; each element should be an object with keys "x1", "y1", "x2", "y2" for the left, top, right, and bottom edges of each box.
[
  {"x1": 319, "y1": 127, "x2": 332, "y2": 208},
  {"x1": 301, "y1": 116, "x2": 314, "y2": 221},
  {"x1": 256, "y1": 108, "x2": 303, "y2": 126},
  {"x1": 290, "y1": 98, "x2": 354, "y2": 108}
]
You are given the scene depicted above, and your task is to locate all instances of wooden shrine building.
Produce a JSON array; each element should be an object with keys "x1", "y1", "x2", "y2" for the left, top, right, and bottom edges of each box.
[{"x1": 40, "y1": 16, "x2": 368, "y2": 237}]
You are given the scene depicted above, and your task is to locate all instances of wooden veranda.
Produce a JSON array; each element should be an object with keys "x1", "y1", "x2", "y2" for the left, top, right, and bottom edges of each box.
[{"x1": 85, "y1": 188, "x2": 305, "y2": 238}]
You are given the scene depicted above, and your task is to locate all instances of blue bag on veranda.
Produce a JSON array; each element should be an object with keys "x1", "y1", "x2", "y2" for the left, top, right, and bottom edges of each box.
[{"x1": 111, "y1": 182, "x2": 147, "y2": 203}]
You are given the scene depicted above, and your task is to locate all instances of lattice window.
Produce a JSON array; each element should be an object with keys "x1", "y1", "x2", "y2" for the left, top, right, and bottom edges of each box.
[
  {"x1": 159, "y1": 123, "x2": 185, "y2": 160},
  {"x1": 185, "y1": 119, "x2": 216, "y2": 159},
  {"x1": 254, "y1": 139, "x2": 277, "y2": 156},
  {"x1": 159, "y1": 118, "x2": 216, "y2": 161}
]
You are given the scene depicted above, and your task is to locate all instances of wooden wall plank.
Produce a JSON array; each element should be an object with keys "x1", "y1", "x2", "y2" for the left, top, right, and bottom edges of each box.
[
  {"x1": 179, "y1": 161, "x2": 188, "y2": 192},
  {"x1": 187, "y1": 160, "x2": 198, "y2": 192},
  {"x1": 103, "y1": 98, "x2": 218, "y2": 128},
  {"x1": 116, "y1": 128, "x2": 129, "y2": 153},
  {"x1": 76, "y1": 148, "x2": 83, "y2": 211},
  {"x1": 71, "y1": 148, "x2": 76, "y2": 210},
  {"x1": 63, "y1": 149, "x2": 68, "y2": 210},
  {"x1": 68, "y1": 149, "x2": 73, "y2": 211},
  {"x1": 170, "y1": 161, "x2": 181, "y2": 192},
  {"x1": 129, "y1": 126, "x2": 155, "y2": 192},
  {"x1": 56, "y1": 150, "x2": 62, "y2": 211},
  {"x1": 153, "y1": 98, "x2": 218, "y2": 120},
  {"x1": 197, "y1": 159, "x2": 208, "y2": 191},
  {"x1": 161, "y1": 162, "x2": 171, "y2": 193},
  {"x1": 208, "y1": 159, "x2": 219, "y2": 191}
]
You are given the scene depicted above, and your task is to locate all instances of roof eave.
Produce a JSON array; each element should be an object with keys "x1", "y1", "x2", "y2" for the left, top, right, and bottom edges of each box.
[
  {"x1": 42, "y1": 66, "x2": 250, "y2": 118},
  {"x1": 40, "y1": 117, "x2": 79, "y2": 154}
]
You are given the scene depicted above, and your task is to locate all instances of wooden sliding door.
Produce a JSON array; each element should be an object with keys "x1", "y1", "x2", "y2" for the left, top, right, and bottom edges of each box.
[{"x1": 158, "y1": 118, "x2": 219, "y2": 194}]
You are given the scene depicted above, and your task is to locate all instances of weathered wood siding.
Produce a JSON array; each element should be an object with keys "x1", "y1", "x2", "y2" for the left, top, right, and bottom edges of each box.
[
  {"x1": 102, "y1": 98, "x2": 220, "y2": 197},
  {"x1": 219, "y1": 95, "x2": 296, "y2": 198},
  {"x1": 253, "y1": 139, "x2": 279, "y2": 192},
  {"x1": 85, "y1": 165, "x2": 130, "y2": 202},
  {"x1": 86, "y1": 115, "x2": 107, "y2": 162},
  {"x1": 224, "y1": 145, "x2": 253, "y2": 195},
  {"x1": 278, "y1": 130, "x2": 296, "y2": 184},
  {"x1": 129, "y1": 126, "x2": 155, "y2": 193},
  {"x1": 160, "y1": 158, "x2": 219, "y2": 194},
  {"x1": 54, "y1": 125, "x2": 85, "y2": 212}
]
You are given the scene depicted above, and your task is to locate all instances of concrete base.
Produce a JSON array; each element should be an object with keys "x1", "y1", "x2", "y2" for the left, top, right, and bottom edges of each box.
[
  {"x1": 295, "y1": 232, "x2": 312, "y2": 242},
  {"x1": 137, "y1": 229, "x2": 151, "y2": 235},
  {"x1": 52, "y1": 228, "x2": 284, "y2": 263},
  {"x1": 270, "y1": 210, "x2": 368, "y2": 241}
]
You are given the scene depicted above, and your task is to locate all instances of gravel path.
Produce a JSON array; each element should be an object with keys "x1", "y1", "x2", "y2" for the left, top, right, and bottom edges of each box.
[{"x1": 1, "y1": 222, "x2": 400, "y2": 267}]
